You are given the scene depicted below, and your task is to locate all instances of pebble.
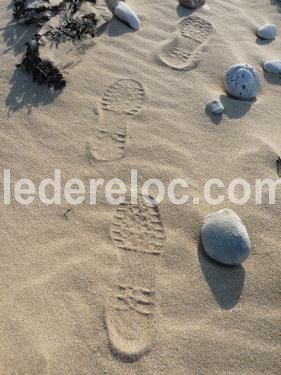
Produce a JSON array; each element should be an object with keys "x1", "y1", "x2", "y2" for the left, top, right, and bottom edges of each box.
[
  {"x1": 257, "y1": 24, "x2": 277, "y2": 40},
  {"x1": 179, "y1": 0, "x2": 205, "y2": 8},
  {"x1": 201, "y1": 209, "x2": 251, "y2": 266},
  {"x1": 206, "y1": 100, "x2": 224, "y2": 115},
  {"x1": 263, "y1": 60, "x2": 281, "y2": 78},
  {"x1": 114, "y1": 1, "x2": 141, "y2": 30},
  {"x1": 224, "y1": 64, "x2": 260, "y2": 100}
]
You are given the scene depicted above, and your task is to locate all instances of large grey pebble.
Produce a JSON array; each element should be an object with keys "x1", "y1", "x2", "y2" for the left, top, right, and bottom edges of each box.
[
  {"x1": 224, "y1": 64, "x2": 260, "y2": 100},
  {"x1": 263, "y1": 60, "x2": 281, "y2": 78},
  {"x1": 257, "y1": 24, "x2": 277, "y2": 40},
  {"x1": 201, "y1": 209, "x2": 250, "y2": 266},
  {"x1": 114, "y1": 1, "x2": 141, "y2": 30},
  {"x1": 206, "y1": 100, "x2": 224, "y2": 114}
]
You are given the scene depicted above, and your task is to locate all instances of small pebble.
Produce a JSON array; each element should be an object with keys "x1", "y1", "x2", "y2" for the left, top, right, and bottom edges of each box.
[
  {"x1": 201, "y1": 209, "x2": 251, "y2": 266},
  {"x1": 179, "y1": 0, "x2": 205, "y2": 8},
  {"x1": 114, "y1": 1, "x2": 141, "y2": 30},
  {"x1": 206, "y1": 100, "x2": 224, "y2": 115},
  {"x1": 263, "y1": 60, "x2": 281, "y2": 78},
  {"x1": 224, "y1": 63, "x2": 260, "y2": 100},
  {"x1": 257, "y1": 24, "x2": 277, "y2": 40}
]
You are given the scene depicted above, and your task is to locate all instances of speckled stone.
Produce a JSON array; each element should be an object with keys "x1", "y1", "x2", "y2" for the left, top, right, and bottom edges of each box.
[
  {"x1": 206, "y1": 100, "x2": 224, "y2": 114},
  {"x1": 263, "y1": 60, "x2": 281, "y2": 78},
  {"x1": 224, "y1": 64, "x2": 260, "y2": 100},
  {"x1": 179, "y1": 0, "x2": 205, "y2": 9},
  {"x1": 257, "y1": 24, "x2": 277, "y2": 40},
  {"x1": 201, "y1": 209, "x2": 251, "y2": 266},
  {"x1": 114, "y1": 1, "x2": 140, "y2": 30}
]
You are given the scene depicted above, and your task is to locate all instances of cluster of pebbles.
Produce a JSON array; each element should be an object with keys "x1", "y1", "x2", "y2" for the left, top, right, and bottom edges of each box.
[
  {"x1": 117, "y1": 0, "x2": 252, "y2": 267},
  {"x1": 201, "y1": 3, "x2": 281, "y2": 264},
  {"x1": 101, "y1": 1, "x2": 281, "y2": 90},
  {"x1": 206, "y1": 22, "x2": 281, "y2": 115},
  {"x1": 202, "y1": 4, "x2": 281, "y2": 265},
  {"x1": 177, "y1": 0, "x2": 260, "y2": 266}
]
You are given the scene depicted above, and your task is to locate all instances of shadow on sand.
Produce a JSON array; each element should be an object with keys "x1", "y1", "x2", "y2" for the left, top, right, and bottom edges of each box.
[
  {"x1": 220, "y1": 94, "x2": 255, "y2": 119},
  {"x1": 205, "y1": 105, "x2": 223, "y2": 125},
  {"x1": 271, "y1": 0, "x2": 281, "y2": 12},
  {"x1": 176, "y1": 4, "x2": 204, "y2": 18},
  {"x1": 2, "y1": 16, "x2": 62, "y2": 113},
  {"x1": 2, "y1": 2, "x2": 134, "y2": 112},
  {"x1": 1, "y1": 20, "x2": 36, "y2": 57},
  {"x1": 255, "y1": 37, "x2": 274, "y2": 46},
  {"x1": 206, "y1": 94, "x2": 255, "y2": 125},
  {"x1": 198, "y1": 242, "x2": 245, "y2": 310},
  {"x1": 106, "y1": 17, "x2": 137, "y2": 37},
  {"x1": 263, "y1": 71, "x2": 281, "y2": 86},
  {"x1": 6, "y1": 69, "x2": 61, "y2": 113}
]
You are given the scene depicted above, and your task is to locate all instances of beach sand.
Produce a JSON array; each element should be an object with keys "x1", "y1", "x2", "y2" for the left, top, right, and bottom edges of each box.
[{"x1": 0, "y1": 0, "x2": 281, "y2": 373}]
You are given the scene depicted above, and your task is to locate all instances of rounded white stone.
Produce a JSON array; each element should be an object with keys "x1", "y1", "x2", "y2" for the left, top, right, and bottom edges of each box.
[
  {"x1": 206, "y1": 100, "x2": 224, "y2": 114},
  {"x1": 257, "y1": 24, "x2": 277, "y2": 40},
  {"x1": 201, "y1": 209, "x2": 251, "y2": 266},
  {"x1": 114, "y1": 2, "x2": 141, "y2": 30},
  {"x1": 263, "y1": 60, "x2": 281, "y2": 77},
  {"x1": 224, "y1": 64, "x2": 260, "y2": 100}
]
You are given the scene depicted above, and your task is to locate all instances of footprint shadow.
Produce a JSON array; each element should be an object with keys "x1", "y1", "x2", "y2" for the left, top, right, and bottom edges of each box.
[
  {"x1": 6, "y1": 69, "x2": 61, "y2": 113},
  {"x1": 220, "y1": 94, "x2": 255, "y2": 119},
  {"x1": 198, "y1": 242, "x2": 245, "y2": 310}
]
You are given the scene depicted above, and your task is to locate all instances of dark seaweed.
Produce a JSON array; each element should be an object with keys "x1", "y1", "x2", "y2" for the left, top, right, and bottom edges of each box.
[
  {"x1": 13, "y1": 0, "x2": 97, "y2": 90},
  {"x1": 17, "y1": 40, "x2": 66, "y2": 89},
  {"x1": 44, "y1": 13, "x2": 97, "y2": 44},
  {"x1": 13, "y1": 0, "x2": 63, "y2": 26}
]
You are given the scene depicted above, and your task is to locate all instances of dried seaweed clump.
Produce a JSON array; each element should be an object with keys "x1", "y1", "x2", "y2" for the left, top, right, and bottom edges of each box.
[
  {"x1": 13, "y1": 0, "x2": 63, "y2": 26},
  {"x1": 44, "y1": 13, "x2": 97, "y2": 44},
  {"x1": 13, "y1": 0, "x2": 98, "y2": 90},
  {"x1": 17, "y1": 40, "x2": 66, "y2": 89}
]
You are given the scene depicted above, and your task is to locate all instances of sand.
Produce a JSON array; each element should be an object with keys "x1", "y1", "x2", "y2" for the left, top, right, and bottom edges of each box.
[{"x1": 0, "y1": 0, "x2": 281, "y2": 373}]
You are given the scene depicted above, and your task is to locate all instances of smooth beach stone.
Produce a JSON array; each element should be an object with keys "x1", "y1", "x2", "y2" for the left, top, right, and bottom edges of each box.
[
  {"x1": 206, "y1": 100, "x2": 224, "y2": 114},
  {"x1": 257, "y1": 24, "x2": 277, "y2": 40},
  {"x1": 179, "y1": 0, "x2": 205, "y2": 8},
  {"x1": 114, "y1": 1, "x2": 141, "y2": 30},
  {"x1": 224, "y1": 64, "x2": 260, "y2": 100},
  {"x1": 201, "y1": 209, "x2": 251, "y2": 266},
  {"x1": 263, "y1": 60, "x2": 281, "y2": 77}
]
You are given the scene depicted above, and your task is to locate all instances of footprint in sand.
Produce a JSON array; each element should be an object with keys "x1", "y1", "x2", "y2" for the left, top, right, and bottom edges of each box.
[
  {"x1": 89, "y1": 79, "x2": 145, "y2": 161},
  {"x1": 105, "y1": 196, "x2": 166, "y2": 361},
  {"x1": 159, "y1": 15, "x2": 214, "y2": 70}
]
